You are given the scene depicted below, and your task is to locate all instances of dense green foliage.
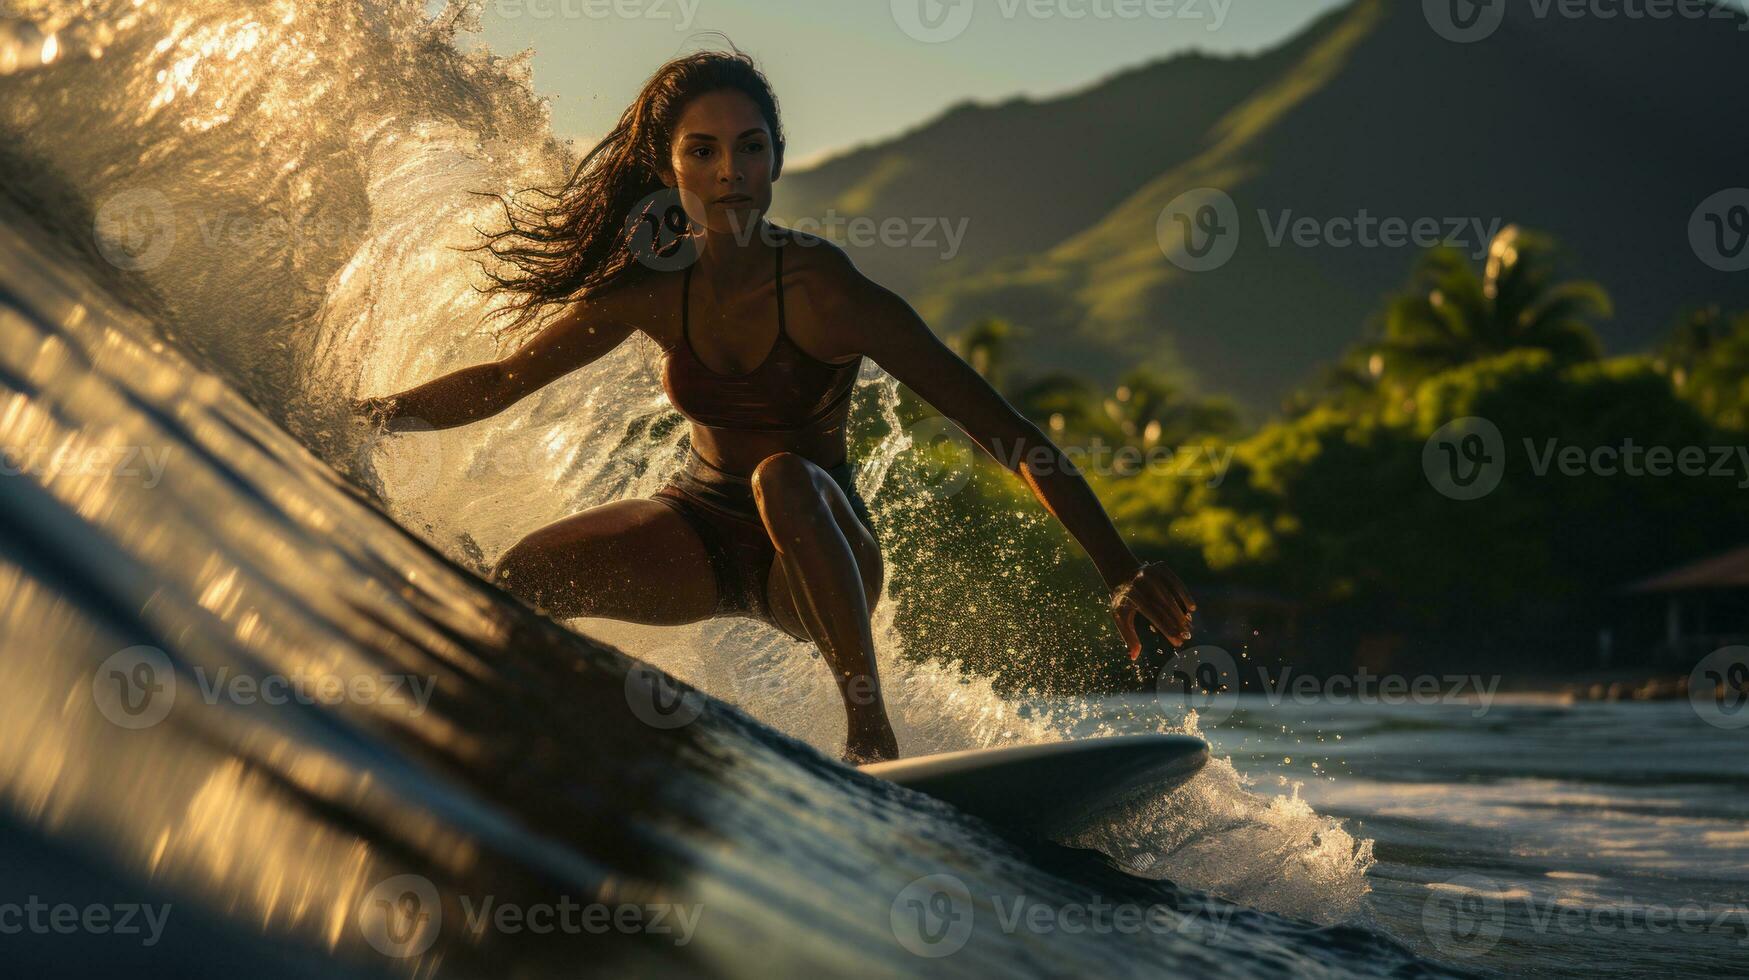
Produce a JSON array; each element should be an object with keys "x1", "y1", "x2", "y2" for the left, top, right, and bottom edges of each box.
[{"x1": 875, "y1": 227, "x2": 1749, "y2": 692}]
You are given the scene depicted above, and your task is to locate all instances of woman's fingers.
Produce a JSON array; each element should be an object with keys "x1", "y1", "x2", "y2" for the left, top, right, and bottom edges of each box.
[
  {"x1": 1112, "y1": 564, "x2": 1198, "y2": 660},
  {"x1": 1119, "y1": 605, "x2": 1147, "y2": 658},
  {"x1": 1140, "y1": 579, "x2": 1192, "y2": 638},
  {"x1": 1149, "y1": 567, "x2": 1195, "y2": 616},
  {"x1": 1142, "y1": 576, "x2": 1191, "y2": 625},
  {"x1": 1112, "y1": 603, "x2": 1143, "y2": 660}
]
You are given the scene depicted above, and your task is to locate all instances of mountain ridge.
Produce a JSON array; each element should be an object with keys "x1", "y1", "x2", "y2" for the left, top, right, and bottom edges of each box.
[{"x1": 775, "y1": 0, "x2": 1749, "y2": 408}]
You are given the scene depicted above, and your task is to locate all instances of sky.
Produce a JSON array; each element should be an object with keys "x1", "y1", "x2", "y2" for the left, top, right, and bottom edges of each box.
[{"x1": 435, "y1": 0, "x2": 1349, "y2": 167}]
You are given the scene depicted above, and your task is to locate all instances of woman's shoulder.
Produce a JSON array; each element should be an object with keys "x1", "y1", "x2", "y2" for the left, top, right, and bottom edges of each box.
[
  {"x1": 570, "y1": 263, "x2": 681, "y2": 347},
  {"x1": 773, "y1": 224, "x2": 862, "y2": 289}
]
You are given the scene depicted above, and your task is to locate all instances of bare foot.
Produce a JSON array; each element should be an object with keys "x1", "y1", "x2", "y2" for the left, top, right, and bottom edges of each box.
[{"x1": 842, "y1": 724, "x2": 900, "y2": 765}]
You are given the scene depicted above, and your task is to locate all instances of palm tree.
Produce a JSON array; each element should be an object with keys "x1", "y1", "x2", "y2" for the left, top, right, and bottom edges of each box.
[
  {"x1": 1100, "y1": 368, "x2": 1240, "y2": 451},
  {"x1": 1012, "y1": 371, "x2": 1099, "y2": 436},
  {"x1": 1364, "y1": 225, "x2": 1610, "y2": 387},
  {"x1": 951, "y1": 317, "x2": 1017, "y2": 393},
  {"x1": 1286, "y1": 350, "x2": 1385, "y2": 417},
  {"x1": 1660, "y1": 306, "x2": 1749, "y2": 430}
]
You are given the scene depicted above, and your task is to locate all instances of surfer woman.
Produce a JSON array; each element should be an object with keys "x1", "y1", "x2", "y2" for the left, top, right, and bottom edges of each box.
[{"x1": 353, "y1": 49, "x2": 1195, "y2": 764}]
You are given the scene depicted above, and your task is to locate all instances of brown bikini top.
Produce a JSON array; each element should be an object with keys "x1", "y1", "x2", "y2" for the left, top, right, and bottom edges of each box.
[{"x1": 662, "y1": 228, "x2": 861, "y2": 432}]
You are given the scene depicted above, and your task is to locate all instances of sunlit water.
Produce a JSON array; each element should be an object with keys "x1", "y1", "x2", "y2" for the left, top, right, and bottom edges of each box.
[
  {"x1": 0, "y1": 1, "x2": 1736, "y2": 976},
  {"x1": 1074, "y1": 696, "x2": 1749, "y2": 976}
]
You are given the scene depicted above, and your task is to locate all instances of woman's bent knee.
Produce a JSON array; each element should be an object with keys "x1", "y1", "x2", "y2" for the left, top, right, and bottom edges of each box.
[
  {"x1": 490, "y1": 537, "x2": 545, "y2": 592},
  {"x1": 749, "y1": 452, "x2": 814, "y2": 498}
]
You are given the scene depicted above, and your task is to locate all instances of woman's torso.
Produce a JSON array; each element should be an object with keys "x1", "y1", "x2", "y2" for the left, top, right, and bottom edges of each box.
[{"x1": 644, "y1": 227, "x2": 862, "y2": 476}]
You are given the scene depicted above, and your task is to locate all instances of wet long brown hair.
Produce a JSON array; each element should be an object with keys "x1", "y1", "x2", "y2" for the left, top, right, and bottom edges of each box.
[{"x1": 467, "y1": 42, "x2": 786, "y2": 343}]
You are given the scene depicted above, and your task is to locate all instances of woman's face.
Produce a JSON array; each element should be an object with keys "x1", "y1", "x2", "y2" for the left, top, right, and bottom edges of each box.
[{"x1": 663, "y1": 89, "x2": 776, "y2": 236}]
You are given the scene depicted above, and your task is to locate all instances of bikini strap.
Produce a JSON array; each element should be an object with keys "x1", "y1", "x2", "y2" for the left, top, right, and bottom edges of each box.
[
  {"x1": 680, "y1": 255, "x2": 692, "y2": 348},
  {"x1": 774, "y1": 227, "x2": 787, "y2": 338},
  {"x1": 678, "y1": 228, "x2": 790, "y2": 359}
]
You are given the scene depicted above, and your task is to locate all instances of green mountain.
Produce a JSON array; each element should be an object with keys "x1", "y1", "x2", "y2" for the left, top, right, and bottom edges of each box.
[{"x1": 774, "y1": 0, "x2": 1749, "y2": 408}]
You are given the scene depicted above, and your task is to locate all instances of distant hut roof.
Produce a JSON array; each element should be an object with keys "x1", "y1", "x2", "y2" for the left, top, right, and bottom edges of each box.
[{"x1": 1626, "y1": 544, "x2": 1749, "y2": 593}]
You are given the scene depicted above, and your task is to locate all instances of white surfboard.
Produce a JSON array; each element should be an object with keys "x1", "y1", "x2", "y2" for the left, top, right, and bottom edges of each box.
[{"x1": 859, "y1": 734, "x2": 1208, "y2": 838}]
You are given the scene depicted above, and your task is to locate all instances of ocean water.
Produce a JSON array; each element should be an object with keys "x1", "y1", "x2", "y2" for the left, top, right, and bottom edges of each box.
[
  {"x1": 0, "y1": 2, "x2": 1738, "y2": 976},
  {"x1": 1073, "y1": 696, "x2": 1749, "y2": 977}
]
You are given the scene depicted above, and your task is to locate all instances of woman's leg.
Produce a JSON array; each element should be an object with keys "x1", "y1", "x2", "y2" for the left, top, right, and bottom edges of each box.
[
  {"x1": 490, "y1": 498, "x2": 720, "y2": 624},
  {"x1": 750, "y1": 452, "x2": 898, "y2": 763}
]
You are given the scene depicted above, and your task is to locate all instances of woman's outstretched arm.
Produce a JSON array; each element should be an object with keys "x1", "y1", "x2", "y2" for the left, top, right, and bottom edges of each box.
[
  {"x1": 815, "y1": 248, "x2": 1195, "y2": 658},
  {"x1": 354, "y1": 297, "x2": 636, "y2": 431}
]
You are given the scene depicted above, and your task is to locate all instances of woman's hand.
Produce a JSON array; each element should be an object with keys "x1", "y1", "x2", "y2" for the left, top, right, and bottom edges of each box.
[{"x1": 1109, "y1": 562, "x2": 1196, "y2": 660}]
